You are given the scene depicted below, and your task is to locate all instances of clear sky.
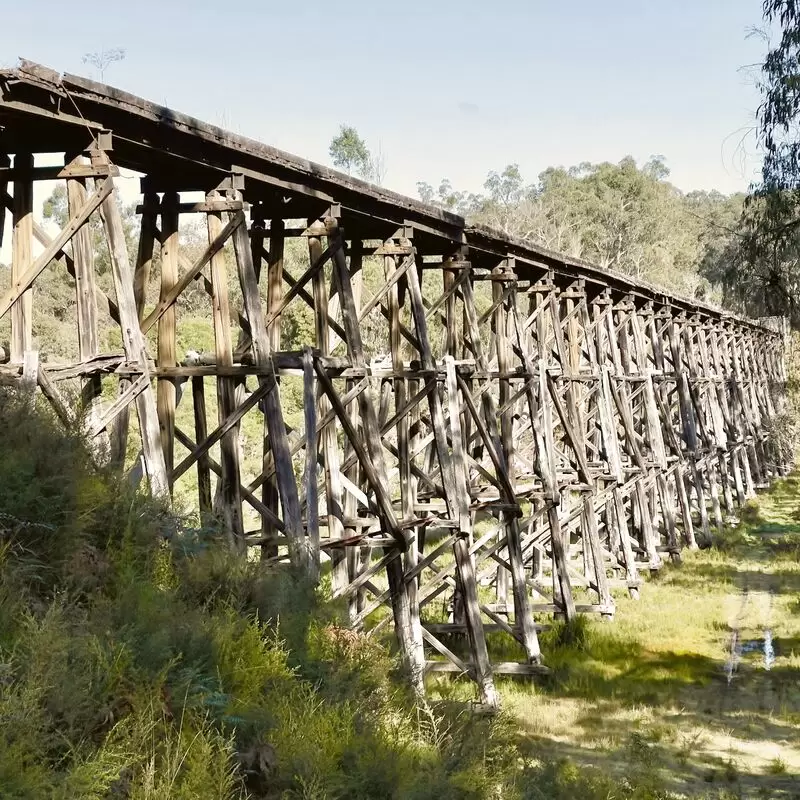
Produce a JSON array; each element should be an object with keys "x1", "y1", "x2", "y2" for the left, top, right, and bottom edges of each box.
[{"x1": 0, "y1": 0, "x2": 768, "y2": 199}]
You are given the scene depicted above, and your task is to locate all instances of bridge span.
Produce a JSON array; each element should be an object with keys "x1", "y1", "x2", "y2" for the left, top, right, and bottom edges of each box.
[{"x1": 0, "y1": 60, "x2": 790, "y2": 706}]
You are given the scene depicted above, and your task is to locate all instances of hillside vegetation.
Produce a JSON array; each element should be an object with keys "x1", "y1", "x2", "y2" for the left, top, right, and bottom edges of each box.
[
  {"x1": 0, "y1": 388, "x2": 520, "y2": 800},
  {"x1": 2, "y1": 385, "x2": 799, "y2": 800}
]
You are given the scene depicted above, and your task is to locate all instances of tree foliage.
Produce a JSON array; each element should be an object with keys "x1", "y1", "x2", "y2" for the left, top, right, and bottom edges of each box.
[
  {"x1": 709, "y1": 1, "x2": 800, "y2": 326},
  {"x1": 82, "y1": 47, "x2": 126, "y2": 82},
  {"x1": 329, "y1": 125, "x2": 371, "y2": 178},
  {"x1": 328, "y1": 124, "x2": 386, "y2": 184},
  {"x1": 418, "y1": 157, "x2": 737, "y2": 298},
  {"x1": 760, "y1": 0, "x2": 800, "y2": 197}
]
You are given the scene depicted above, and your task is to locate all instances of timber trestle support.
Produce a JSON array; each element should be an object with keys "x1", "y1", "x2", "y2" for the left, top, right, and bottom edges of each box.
[{"x1": 0, "y1": 61, "x2": 792, "y2": 707}]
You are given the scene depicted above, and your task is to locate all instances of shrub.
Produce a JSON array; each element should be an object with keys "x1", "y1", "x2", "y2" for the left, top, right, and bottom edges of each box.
[{"x1": 0, "y1": 387, "x2": 697, "y2": 799}]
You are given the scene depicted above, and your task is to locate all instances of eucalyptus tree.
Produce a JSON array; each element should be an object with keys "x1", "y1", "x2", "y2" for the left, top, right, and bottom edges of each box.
[{"x1": 715, "y1": 1, "x2": 800, "y2": 325}]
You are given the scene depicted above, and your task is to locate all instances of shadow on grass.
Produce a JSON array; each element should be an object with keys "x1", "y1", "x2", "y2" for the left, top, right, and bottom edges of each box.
[
  {"x1": 511, "y1": 639, "x2": 800, "y2": 797},
  {"x1": 660, "y1": 560, "x2": 800, "y2": 595},
  {"x1": 517, "y1": 724, "x2": 800, "y2": 799},
  {"x1": 489, "y1": 474, "x2": 800, "y2": 797},
  {"x1": 536, "y1": 625, "x2": 717, "y2": 705}
]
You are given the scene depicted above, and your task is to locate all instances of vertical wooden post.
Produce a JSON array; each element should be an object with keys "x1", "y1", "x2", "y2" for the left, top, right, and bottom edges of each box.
[
  {"x1": 493, "y1": 271, "x2": 513, "y2": 607},
  {"x1": 669, "y1": 321, "x2": 697, "y2": 453},
  {"x1": 731, "y1": 329, "x2": 761, "y2": 495},
  {"x1": 207, "y1": 191, "x2": 244, "y2": 548},
  {"x1": 404, "y1": 246, "x2": 497, "y2": 704},
  {"x1": 708, "y1": 459, "x2": 725, "y2": 534},
  {"x1": 718, "y1": 452, "x2": 736, "y2": 516},
  {"x1": 443, "y1": 265, "x2": 458, "y2": 358},
  {"x1": 697, "y1": 321, "x2": 727, "y2": 534},
  {"x1": 536, "y1": 284, "x2": 576, "y2": 618},
  {"x1": 191, "y1": 376, "x2": 213, "y2": 518},
  {"x1": 387, "y1": 247, "x2": 423, "y2": 658},
  {"x1": 262, "y1": 217, "x2": 285, "y2": 559},
  {"x1": 708, "y1": 321, "x2": 737, "y2": 515},
  {"x1": 681, "y1": 320, "x2": 713, "y2": 545},
  {"x1": 461, "y1": 269, "x2": 541, "y2": 659},
  {"x1": 593, "y1": 295, "x2": 640, "y2": 597},
  {"x1": 231, "y1": 202, "x2": 303, "y2": 565},
  {"x1": 453, "y1": 531, "x2": 499, "y2": 707},
  {"x1": 0, "y1": 153, "x2": 8, "y2": 253},
  {"x1": 668, "y1": 318, "x2": 701, "y2": 548},
  {"x1": 445, "y1": 356, "x2": 498, "y2": 705},
  {"x1": 11, "y1": 153, "x2": 33, "y2": 364},
  {"x1": 609, "y1": 300, "x2": 662, "y2": 569},
  {"x1": 157, "y1": 192, "x2": 179, "y2": 487},
  {"x1": 720, "y1": 323, "x2": 748, "y2": 506},
  {"x1": 327, "y1": 219, "x2": 426, "y2": 695},
  {"x1": 96, "y1": 158, "x2": 168, "y2": 497},
  {"x1": 542, "y1": 363, "x2": 575, "y2": 616},
  {"x1": 309, "y1": 223, "x2": 345, "y2": 583},
  {"x1": 509, "y1": 292, "x2": 553, "y2": 587},
  {"x1": 564, "y1": 284, "x2": 614, "y2": 605},
  {"x1": 441, "y1": 259, "x2": 466, "y2": 625},
  {"x1": 302, "y1": 347, "x2": 320, "y2": 581},
  {"x1": 343, "y1": 252, "x2": 363, "y2": 621},
  {"x1": 66, "y1": 158, "x2": 102, "y2": 439},
  {"x1": 134, "y1": 193, "x2": 157, "y2": 318},
  {"x1": 634, "y1": 305, "x2": 680, "y2": 560},
  {"x1": 111, "y1": 191, "x2": 157, "y2": 469}
]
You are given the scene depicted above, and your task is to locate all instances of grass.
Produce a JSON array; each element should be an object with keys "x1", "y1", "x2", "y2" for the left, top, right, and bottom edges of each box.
[
  {"x1": 0, "y1": 389, "x2": 529, "y2": 799},
  {"x1": 490, "y1": 476, "x2": 800, "y2": 799},
  {"x1": 2, "y1": 384, "x2": 799, "y2": 798}
]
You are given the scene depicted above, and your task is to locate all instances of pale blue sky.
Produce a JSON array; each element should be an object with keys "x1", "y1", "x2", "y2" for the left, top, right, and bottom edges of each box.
[{"x1": 1, "y1": 0, "x2": 768, "y2": 199}]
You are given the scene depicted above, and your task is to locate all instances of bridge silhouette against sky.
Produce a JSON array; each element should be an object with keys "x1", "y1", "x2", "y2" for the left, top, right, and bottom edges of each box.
[{"x1": 0, "y1": 60, "x2": 789, "y2": 707}]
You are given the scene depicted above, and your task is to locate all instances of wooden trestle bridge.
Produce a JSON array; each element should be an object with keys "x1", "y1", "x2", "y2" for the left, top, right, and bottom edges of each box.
[{"x1": 0, "y1": 61, "x2": 791, "y2": 707}]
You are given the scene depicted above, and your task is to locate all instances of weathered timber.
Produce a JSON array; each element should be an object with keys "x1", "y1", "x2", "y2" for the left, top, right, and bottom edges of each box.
[
  {"x1": 157, "y1": 192, "x2": 179, "y2": 485},
  {"x1": 207, "y1": 192, "x2": 244, "y2": 550},
  {"x1": 94, "y1": 156, "x2": 167, "y2": 496},
  {"x1": 231, "y1": 198, "x2": 304, "y2": 567},
  {"x1": 66, "y1": 158, "x2": 103, "y2": 443},
  {"x1": 0, "y1": 60, "x2": 790, "y2": 705},
  {"x1": 10, "y1": 153, "x2": 33, "y2": 362}
]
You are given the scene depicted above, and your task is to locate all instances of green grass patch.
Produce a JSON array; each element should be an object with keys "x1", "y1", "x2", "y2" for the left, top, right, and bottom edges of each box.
[
  {"x1": 2, "y1": 387, "x2": 799, "y2": 798},
  {"x1": 497, "y1": 471, "x2": 800, "y2": 799}
]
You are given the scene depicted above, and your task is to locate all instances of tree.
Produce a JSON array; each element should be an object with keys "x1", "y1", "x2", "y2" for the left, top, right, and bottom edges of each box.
[
  {"x1": 483, "y1": 164, "x2": 528, "y2": 210},
  {"x1": 758, "y1": 1, "x2": 800, "y2": 199},
  {"x1": 368, "y1": 141, "x2": 388, "y2": 186},
  {"x1": 416, "y1": 178, "x2": 479, "y2": 215},
  {"x1": 329, "y1": 125, "x2": 371, "y2": 178},
  {"x1": 713, "y1": 2, "x2": 800, "y2": 326},
  {"x1": 548, "y1": 157, "x2": 693, "y2": 282},
  {"x1": 688, "y1": 191, "x2": 745, "y2": 300},
  {"x1": 328, "y1": 125, "x2": 389, "y2": 185},
  {"x1": 82, "y1": 48, "x2": 126, "y2": 82},
  {"x1": 416, "y1": 157, "x2": 736, "y2": 297}
]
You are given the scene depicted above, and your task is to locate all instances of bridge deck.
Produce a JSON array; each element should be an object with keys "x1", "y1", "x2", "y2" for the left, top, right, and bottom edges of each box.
[{"x1": 0, "y1": 59, "x2": 790, "y2": 705}]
